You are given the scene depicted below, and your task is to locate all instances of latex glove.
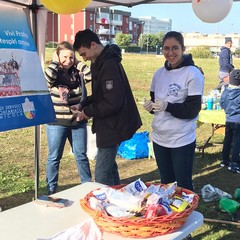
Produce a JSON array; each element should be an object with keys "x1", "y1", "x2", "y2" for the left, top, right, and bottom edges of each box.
[
  {"x1": 143, "y1": 100, "x2": 153, "y2": 112},
  {"x1": 152, "y1": 100, "x2": 168, "y2": 112}
]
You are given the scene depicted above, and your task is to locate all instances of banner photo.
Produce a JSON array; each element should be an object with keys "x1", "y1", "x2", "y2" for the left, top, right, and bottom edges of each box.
[{"x1": 0, "y1": 5, "x2": 55, "y2": 132}]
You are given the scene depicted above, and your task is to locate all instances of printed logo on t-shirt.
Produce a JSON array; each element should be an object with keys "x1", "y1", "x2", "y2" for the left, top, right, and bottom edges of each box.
[{"x1": 168, "y1": 83, "x2": 181, "y2": 97}]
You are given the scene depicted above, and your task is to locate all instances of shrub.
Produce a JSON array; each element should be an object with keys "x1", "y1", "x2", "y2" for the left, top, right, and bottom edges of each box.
[
  {"x1": 45, "y1": 42, "x2": 58, "y2": 48},
  {"x1": 188, "y1": 46, "x2": 213, "y2": 59},
  {"x1": 235, "y1": 48, "x2": 240, "y2": 58},
  {"x1": 120, "y1": 45, "x2": 141, "y2": 53}
]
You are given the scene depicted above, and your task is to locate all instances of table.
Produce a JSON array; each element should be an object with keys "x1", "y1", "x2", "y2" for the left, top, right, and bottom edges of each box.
[
  {"x1": 198, "y1": 109, "x2": 225, "y2": 125},
  {"x1": 198, "y1": 109, "x2": 226, "y2": 158},
  {"x1": 0, "y1": 182, "x2": 203, "y2": 240}
]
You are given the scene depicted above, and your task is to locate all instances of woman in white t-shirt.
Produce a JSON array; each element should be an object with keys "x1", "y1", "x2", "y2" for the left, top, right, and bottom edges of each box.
[{"x1": 144, "y1": 31, "x2": 204, "y2": 191}]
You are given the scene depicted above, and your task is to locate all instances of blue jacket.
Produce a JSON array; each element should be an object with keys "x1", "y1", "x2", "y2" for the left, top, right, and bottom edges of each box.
[
  {"x1": 220, "y1": 86, "x2": 240, "y2": 123},
  {"x1": 219, "y1": 46, "x2": 234, "y2": 73}
]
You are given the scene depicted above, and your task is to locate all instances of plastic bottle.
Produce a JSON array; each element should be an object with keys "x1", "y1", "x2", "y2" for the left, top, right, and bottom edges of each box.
[
  {"x1": 206, "y1": 97, "x2": 213, "y2": 110},
  {"x1": 234, "y1": 188, "x2": 240, "y2": 201},
  {"x1": 219, "y1": 197, "x2": 240, "y2": 214}
]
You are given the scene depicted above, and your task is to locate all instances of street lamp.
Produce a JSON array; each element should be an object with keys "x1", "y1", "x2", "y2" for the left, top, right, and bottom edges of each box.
[
  {"x1": 140, "y1": 21, "x2": 144, "y2": 52},
  {"x1": 146, "y1": 21, "x2": 150, "y2": 54},
  {"x1": 147, "y1": 35, "x2": 149, "y2": 54}
]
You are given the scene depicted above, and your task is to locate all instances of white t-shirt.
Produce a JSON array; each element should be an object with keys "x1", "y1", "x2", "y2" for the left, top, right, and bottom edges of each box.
[{"x1": 151, "y1": 65, "x2": 204, "y2": 148}]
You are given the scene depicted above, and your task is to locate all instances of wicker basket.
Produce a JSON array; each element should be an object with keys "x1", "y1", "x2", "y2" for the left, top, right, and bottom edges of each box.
[{"x1": 80, "y1": 183, "x2": 199, "y2": 238}]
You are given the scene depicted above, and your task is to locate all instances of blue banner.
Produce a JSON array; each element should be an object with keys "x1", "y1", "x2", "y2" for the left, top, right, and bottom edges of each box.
[{"x1": 0, "y1": 6, "x2": 55, "y2": 132}]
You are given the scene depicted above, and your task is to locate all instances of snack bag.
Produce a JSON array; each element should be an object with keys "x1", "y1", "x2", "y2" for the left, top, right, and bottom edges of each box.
[{"x1": 170, "y1": 196, "x2": 189, "y2": 212}]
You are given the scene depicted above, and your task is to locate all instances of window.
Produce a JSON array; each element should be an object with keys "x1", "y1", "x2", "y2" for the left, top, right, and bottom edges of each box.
[{"x1": 113, "y1": 14, "x2": 122, "y2": 21}]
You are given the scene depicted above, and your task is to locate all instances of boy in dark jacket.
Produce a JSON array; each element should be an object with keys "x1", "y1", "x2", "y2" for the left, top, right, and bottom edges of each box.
[
  {"x1": 220, "y1": 69, "x2": 240, "y2": 173},
  {"x1": 73, "y1": 29, "x2": 142, "y2": 186},
  {"x1": 217, "y1": 37, "x2": 234, "y2": 90}
]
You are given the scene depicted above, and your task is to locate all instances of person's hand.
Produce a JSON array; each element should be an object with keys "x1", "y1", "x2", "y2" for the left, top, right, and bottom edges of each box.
[
  {"x1": 152, "y1": 100, "x2": 167, "y2": 112},
  {"x1": 143, "y1": 100, "x2": 153, "y2": 112},
  {"x1": 71, "y1": 108, "x2": 81, "y2": 119},
  {"x1": 76, "y1": 110, "x2": 89, "y2": 122},
  {"x1": 70, "y1": 104, "x2": 82, "y2": 112},
  {"x1": 71, "y1": 105, "x2": 89, "y2": 121}
]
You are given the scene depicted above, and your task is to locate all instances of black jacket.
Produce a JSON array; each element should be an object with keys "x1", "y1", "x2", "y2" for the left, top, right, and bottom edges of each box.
[{"x1": 81, "y1": 44, "x2": 142, "y2": 147}]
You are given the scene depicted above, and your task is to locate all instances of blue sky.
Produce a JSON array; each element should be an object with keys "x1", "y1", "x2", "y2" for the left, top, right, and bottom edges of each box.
[{"x1": 112, "y1": 2, "x2": 240, "y2": 34}]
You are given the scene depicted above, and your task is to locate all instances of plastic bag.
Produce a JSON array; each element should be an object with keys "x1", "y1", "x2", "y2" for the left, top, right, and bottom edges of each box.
[
  {"x1": 201, "y1": 184, "x2": 232, "y2": 202},
  {"x1": 36, "y1": 218, "x2": 102, "y2": 240},
  {"x1": 117, "y1": 131, "x2": 149, "y2": 160},
  {"x1": 219, "y1": 197, "x2": 240, "y2": 215}
]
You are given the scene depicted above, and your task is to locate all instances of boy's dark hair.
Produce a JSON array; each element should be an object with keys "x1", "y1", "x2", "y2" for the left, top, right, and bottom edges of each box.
[
  {"x1": 162, "y1": 31, "x2": 184, "y2": 49},
  {"x1": 73, "y1": 29, "x2": 101, "y2": 50},
  {"x1": 225, "y1": 37, "x2": 232, "y2": 44}
]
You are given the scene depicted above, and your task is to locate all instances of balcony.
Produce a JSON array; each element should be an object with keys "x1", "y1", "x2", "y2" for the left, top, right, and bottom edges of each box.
[
  {"x1": 112, "y1": 30, "x2": 122, "y2": 35},
  {"x1": 110, "y1": 20, "x2": 122, "y2": 26},
  {"x1": 96, "y1": 18, "x2": 110, "y2": 24},
  {"x1": 97, "y1": 28, "x2": 110, "y2": 35},
  {"x1": 100, "y1": 40, "x2": 110, "y2": 46}
]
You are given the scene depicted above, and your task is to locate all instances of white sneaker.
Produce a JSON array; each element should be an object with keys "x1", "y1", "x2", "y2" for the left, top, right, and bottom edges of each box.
[
  {"x1": 220, "y1": 161, "x2": 230, "y2": 167},
  {"x1": 228, "y1": 162, "x2": 240, "y2": 173}
]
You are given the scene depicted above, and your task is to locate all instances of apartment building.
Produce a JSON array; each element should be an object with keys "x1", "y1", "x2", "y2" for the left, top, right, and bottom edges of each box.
[
  {"x1": 129, "y1": 17, "x2": 145, "y2": 43},
  {"x1": 138, "y1": 16, "x2": 172, "y2": 34},
  {"x1": 45, "y1": 7, "x2": 171, "y2": 45},
  {"x1": 47, "y1": 8, "x2": 135, "y2": 45}
]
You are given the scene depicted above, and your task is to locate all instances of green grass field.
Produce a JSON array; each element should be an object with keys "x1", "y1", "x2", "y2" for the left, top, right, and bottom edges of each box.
[{"x1": 0, "y1": 52, "x2": 240, "y2": 239}]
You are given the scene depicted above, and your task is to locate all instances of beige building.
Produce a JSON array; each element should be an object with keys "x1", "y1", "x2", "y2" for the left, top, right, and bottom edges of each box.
[{"x1": 183, "y1": 32, "x2": 240, "y2": 53}]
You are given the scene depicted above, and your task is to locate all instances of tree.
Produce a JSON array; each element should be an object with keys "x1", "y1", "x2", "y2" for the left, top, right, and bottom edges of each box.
[
  {"x1": 138, "y1": 32, "x2": 165, "y2": 52},
  {"x1": 115, "y1": 33, "x2": 131, "y2": 47}
]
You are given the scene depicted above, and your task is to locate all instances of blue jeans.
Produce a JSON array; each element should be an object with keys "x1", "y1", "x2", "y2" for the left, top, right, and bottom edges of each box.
[
  {"x1": 95, "y1": 145, "x2": 120, "y2": 186},
  {"x1": 153, "y1": 141, "x2": 196, "y2": 191},
  {"x1": 222, "y1": 122, "x2": 240, "y2": 163},
  {"x1": 46, "y1": 123, "x2": 92, "y2": 193}
]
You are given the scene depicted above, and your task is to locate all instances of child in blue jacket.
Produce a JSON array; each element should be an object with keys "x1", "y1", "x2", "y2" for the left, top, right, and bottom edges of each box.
[{"x1": 220, "y1": 69, "x2": 240, "y2": 173}]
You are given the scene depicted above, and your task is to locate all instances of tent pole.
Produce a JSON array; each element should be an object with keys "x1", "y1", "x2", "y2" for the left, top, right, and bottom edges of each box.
[
  {"x1": 34, "y1": 125, "x2": 40, "y2": 200},
  {"x1": 29, "y1": 0, "x2": 41, "y2": 200}
]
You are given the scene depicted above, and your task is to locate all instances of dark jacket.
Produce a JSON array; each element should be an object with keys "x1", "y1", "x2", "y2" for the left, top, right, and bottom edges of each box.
[
  {"x1": 219, "y1": 46, "x2": 234, "y2": 73},
  {"x1": 220, "y1": 86, "x2": 240, "y2": 123},
  {"x1": 81, "y1": 44, "x2": 142, "y2": 147}
]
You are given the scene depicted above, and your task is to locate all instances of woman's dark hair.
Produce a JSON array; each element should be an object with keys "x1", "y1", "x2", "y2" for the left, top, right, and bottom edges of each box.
[
  {"x1": 73, "y1": 29, "x2": 101, "y2": 50},
  {"x1": 56, "y1": 41, "x2": 73, "y2": 56},
  {"x1": 162, "y1": 31, "x2": 184, "y2": 48}
]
